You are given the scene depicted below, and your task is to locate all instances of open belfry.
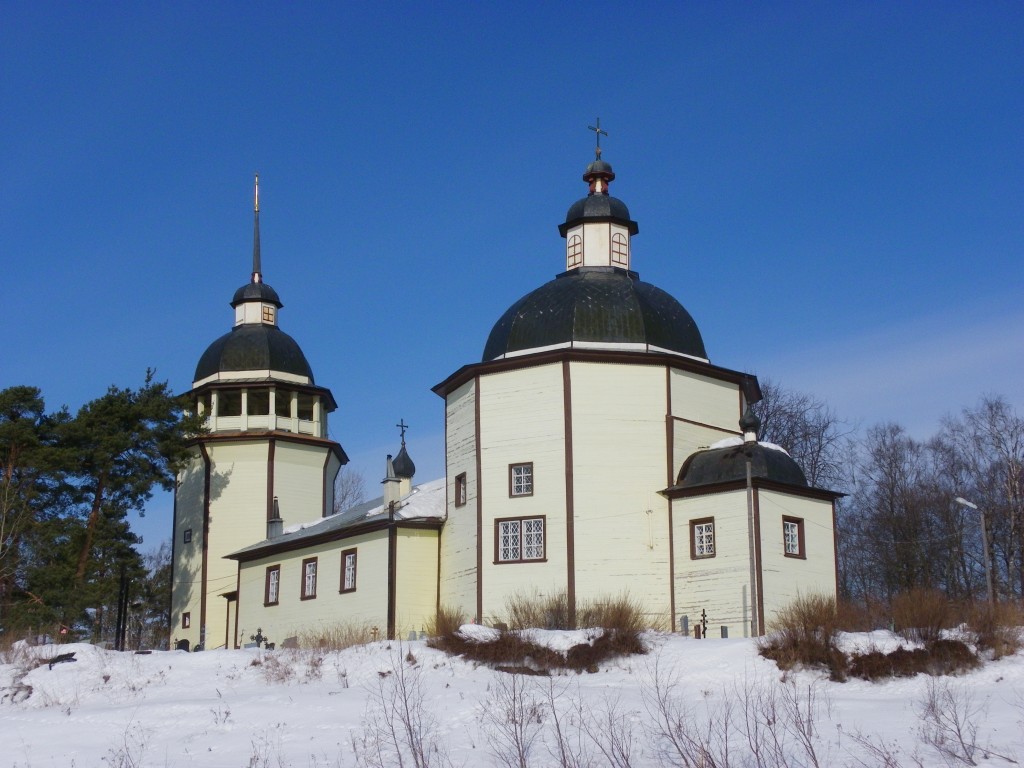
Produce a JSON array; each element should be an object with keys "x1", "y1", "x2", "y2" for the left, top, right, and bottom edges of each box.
[{"x1": 172, "y1": 130, "x2": 840, "y2": 649}]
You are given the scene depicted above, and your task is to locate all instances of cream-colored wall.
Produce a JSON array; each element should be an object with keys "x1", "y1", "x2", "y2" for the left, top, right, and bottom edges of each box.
[
  {"x1": 673, "y1": 490, "x2": 757, "y2": 637},
  {"x1": 670, "y1": 369, "x2": 742, "y2": 482},
  {"x1": 237, "y1": 531, "x2": 391, "y2": 647},
  {"x1": 395, "y1": 529, "x2": 440, "y2": 638},
  {"x1": 569, "y1": 362, "x2": 672, "y2": 625},
  {"x1": 581, "y1": 221, "x2": 610, "y2": 268},
  {"x1": 439, "y1": 380, "x2": 477, "y2": 619},
  {"x1": 478, "y1": 363, "x2": 567, "y2": 624},
  {"x1": 171, "y1": 448, "x2": 206, "y2": 649},
  {"x1": 273, "y1": 441, "x2": 329, "y2": 520},
  {"x1": 757, "y1": 491, "x2": 837, "y2": 629}
]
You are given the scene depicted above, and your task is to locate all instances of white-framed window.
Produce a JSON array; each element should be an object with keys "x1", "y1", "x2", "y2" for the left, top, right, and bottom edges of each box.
[
  {"x1": 340, "y1": 549, "x2": 357, "y2": 593},
  {"x1": 783, "y1": 517, "x2": 805, "y2": 558},
  {"x1": 690, "y1": 518, "x2": 715, "y2": 559},
  {"x1": 265, "y1": 565, "x2": 280, "y2": 606},
  {"x1": 509, "y1": 463, "x2": 533, "y2": 497},
  {"x1": 301, "y1": 557, "x2": 318, "y2": 599},
  {"x1": 455, "y1": 472, "x2": 467, "y2": 507},
  {"x1": 496, "y1": 516, "x2": 545, "y2": 563}
]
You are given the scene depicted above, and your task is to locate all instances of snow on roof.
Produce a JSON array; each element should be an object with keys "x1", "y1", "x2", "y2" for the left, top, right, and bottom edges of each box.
[{"x1": 707, "y1": 436, "x2": 790, "y2": 454}]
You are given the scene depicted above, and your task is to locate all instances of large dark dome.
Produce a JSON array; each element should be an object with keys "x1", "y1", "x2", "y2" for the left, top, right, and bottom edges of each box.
[
  {"x1": 195, "y1": 324, "x2": 313, "y2": 381},
  {"x1": 483, "y1": 267, "x2": 706, "y2": 361}
]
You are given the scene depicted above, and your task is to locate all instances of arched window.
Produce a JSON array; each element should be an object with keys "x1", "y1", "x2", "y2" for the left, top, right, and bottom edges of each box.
[
  {"x1": 611, "y1": 233, "x2": 628, "y2": 266},
  {"x1": 567, "y1": 234, "x2": 582, "y2": 268}
]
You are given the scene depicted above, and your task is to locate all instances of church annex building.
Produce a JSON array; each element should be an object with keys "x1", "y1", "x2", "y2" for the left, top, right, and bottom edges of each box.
[{"x1": 170, "y1": 144, "x2": 841, "y2": 650}]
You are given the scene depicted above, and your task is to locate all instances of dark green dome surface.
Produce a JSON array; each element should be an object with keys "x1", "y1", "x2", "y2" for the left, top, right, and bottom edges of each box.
[
  {"x1": 483, "y1": 267, "x2": 706, "y2": 361},
  {"x1": 677, "y1": 441, "x2": 808, "y2": 489},
  {"x1": 195, "y1": 324, "x2": 313, "y2": 381}
]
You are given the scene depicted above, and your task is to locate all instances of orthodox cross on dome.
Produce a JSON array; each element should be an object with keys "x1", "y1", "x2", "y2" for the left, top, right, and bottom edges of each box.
[
  {"x1": 588, "y1": 118, "x2": 608, "y2": 159},
  {"x1": 396, "y1": 418, "x2": 409, "y2": 446},
  {"x1": 252, "y1": 173, "x2": 262, "y2": 284}
]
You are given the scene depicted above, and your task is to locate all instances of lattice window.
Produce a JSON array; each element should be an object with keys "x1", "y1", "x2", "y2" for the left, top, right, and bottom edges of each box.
[
  {"x1": 265, "y1": 566, "x2": 280, "y2": 605},
  {"x1": 496, "y1": 517, "x2": 545, "y2": 562},
  {"x1": 783, "y1": 517, "x2": 805, "y2": 558},
  {"x1": 611, "y1": 232, "x2": 628, "y2": 265},
  {"x1": 341, "y1": 549, "x2": 357, "y2": 592},
  {"x1": 691, "y1": 519, "x2": 715, "y2": 558},
  {"x1": 302, "y1": 558, "x2": 317, "y2": 599},
  {"x1": 510, "y1": 463, "x2": 533, "y2": 497},
  {"x1": 567, "y1": 234, "x2": 583, "y2": 268}
]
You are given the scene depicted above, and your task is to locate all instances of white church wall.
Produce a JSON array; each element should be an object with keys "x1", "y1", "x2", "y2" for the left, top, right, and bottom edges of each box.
[
  {"x1": 273, "y1": 440, "x2": 332, "y2": 520},
  {"x1": 237, "y1": 530, "x2": 391, "y2": 648},
  {"x1": 439, "y1": 379, "x2": 478, "y2": 619},
  {"x1": 394, "y1": 528, "x2": 440, "y2": 639},
  {"x1": 323, "y1": 451, "x2": 342, "y2": 516},
  {"x1": 171, "y1": 448, "x2": 206, "y2": 649},
  {"x1": 673, "y1": 490, "x2": 755, "y2": 638},
  {"x1": 757, "y1": 491, "x2": 838, "y2": 626},
  {"x1": 478, "y1": 363, "x2": 568, "y2": 622},
  {"x1": 568, "y1": 361, "x2": 673, "y2": 624}
]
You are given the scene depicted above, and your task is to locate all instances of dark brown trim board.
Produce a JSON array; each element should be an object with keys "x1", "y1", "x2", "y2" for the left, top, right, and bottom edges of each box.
[{"x1": 387, "y1": 525, "x2": 397, "y2": 639}]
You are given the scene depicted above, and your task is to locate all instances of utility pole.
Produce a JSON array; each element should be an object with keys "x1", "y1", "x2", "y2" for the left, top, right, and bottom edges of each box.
[{"x1": 955, "y1": 497, "x2": 995, "y2": 605}]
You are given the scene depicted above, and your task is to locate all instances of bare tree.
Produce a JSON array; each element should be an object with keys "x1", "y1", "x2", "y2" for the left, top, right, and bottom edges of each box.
[
  {"x1": 334, "y1": 466, "x2": 368, "y2": 515},
  {"x1": 752, "y1": 379, "x2": 852, "y2": 490}
]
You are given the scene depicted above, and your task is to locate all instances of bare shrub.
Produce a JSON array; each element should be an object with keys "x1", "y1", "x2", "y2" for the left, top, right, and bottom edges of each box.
[
  {"x1": 759, "y1": 593, "x2": 847, "y2": 681},
  {"x1": 835, "y1": 599, "x2": 887, "y2": 632},
  {"x1": 848, "y1": 640, "x2": 978, "y2": 681},
  {"x1": 916, "y1": 679, "x2": 983, "y2": 765},
  {"x1": 355, "y1": 646, "x2": 452, "y2": 768},
  {"x1": 577, "y1": 693, "x2": 637, "y2": 768},
  {"x1": 967, "y1": 601, "x2": 1023, "y2": 660},
  {"x1": 543, "y1": 679, "x2": 594, "y2": 768},
  {"x1": 426, "y1": 605, "x2": 465, "y2": 639},
  {"x1": 505, "y1": 590, "x2": 572, "y2": 630},
  {"x1": 257, "y1": 652, "x2": 295, "y2": 684},
  {"x1": 298, "y1": 621, "x2": 374, "y2": 651},
  {"x1": 892, "y1": 589, "x2": 954, "y2": 643},
  {"x1": 481, "y1": 672, "x2": 545, "y2": 768}
]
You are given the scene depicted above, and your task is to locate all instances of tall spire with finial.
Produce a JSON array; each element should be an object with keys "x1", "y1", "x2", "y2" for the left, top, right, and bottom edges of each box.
[
  {"x1": 583, "y1": 118, "x2": 615, "y2": 195},
  {"x1": 252, "y1": 173, "x2": 262, "y2": 284}
]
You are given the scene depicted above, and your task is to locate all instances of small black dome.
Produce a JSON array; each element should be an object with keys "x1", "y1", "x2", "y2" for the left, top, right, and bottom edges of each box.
[
  {"x1": 483, "y1": 267, "x2": 706, "y2": 361},
  {"x1": 739, "y1": 407, "x2": 761, "y2": 435},
  {"x1": 677, "y1": 442, "x2": 808, "y2": 489},
  {"x1": 392, "y1": 445, "x2": 415, "y2": 479},
  {"x1": 195, "y1": 324, "x2": 313, "y2": 381},
  {"x1": 231, "y1": 281, "x2": 282, "y2": 308}
]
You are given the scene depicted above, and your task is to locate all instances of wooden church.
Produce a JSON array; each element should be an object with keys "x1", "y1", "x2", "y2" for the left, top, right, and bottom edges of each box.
[{"x1": 171, "y1": 144, "x2": 840, "y2": 650}]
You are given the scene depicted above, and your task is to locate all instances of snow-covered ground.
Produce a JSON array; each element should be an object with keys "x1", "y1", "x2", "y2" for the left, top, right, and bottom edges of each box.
[{"x1": 1, "y1": 630, "x2": 1022, "y2": 767}]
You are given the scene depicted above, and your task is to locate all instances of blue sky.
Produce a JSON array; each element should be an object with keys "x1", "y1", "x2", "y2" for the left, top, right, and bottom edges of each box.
[{"x1": 3, "y1": 3, "x2": 1022, "y2": 550}]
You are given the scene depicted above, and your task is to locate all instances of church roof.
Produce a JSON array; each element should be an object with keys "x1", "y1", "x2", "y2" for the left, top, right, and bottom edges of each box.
[
  {"x1": 231, "y1": 281, "x2": 282, "y2": 308},
  {"x1": 674, "y1": 437, "x2": 809, "y2": 490},
  {"x1": 482, "y1": 266, "x2": 707, "y2": 361},
  {"x1": 226, "y1": 477, "x2": 446, "y2": 561},
  {"x1": 195, "y1": 324, "x2": 314, "y2": 381}
]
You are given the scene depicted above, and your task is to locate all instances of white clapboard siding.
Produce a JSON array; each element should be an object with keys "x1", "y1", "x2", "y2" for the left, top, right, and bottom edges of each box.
[
  {"x1": 394, "y1": 528, "x2": 441, "y2": 638},
  {"x1": 272, "y1": 441, "x2": 332, "y2": 520},
  {"x1": 569, "y1": 362, "x2": 673, "y2": 623},
  {"x1": 757, "y1": 490, "x2": 837, "y2": 625},
  {"x1": 670, "y1": 368, "x2": 741, "y2": 431},
  {"x1": 171, "y1": 447, "x2": 207, "y2": 649},
  {"x1": 439, "y1": 379, "x2": 478, "y2": 618}
]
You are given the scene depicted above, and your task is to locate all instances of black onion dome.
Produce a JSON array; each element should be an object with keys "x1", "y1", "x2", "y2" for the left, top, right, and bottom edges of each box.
[
  {"x1": 392, "y1": 445, "x2": 415, "y2": 479},
  {"x1": 195, "y1": 324, "x2": 314, "y2": 381},
  {"x1": 483, "y1": 267, "x2": 706, "y2": 361},
  {"x1": 231, "y1": 281, "x2": 282, "y2": 308},
  {"x1": 677, "y1": 442, "x2": 808, "y2": 489},
  {"x1": 560, "y1": 195, "x2": 637, "y2": 234}
]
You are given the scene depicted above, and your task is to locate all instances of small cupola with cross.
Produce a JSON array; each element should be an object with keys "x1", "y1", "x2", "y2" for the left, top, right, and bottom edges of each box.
[{"x1": 558, "y1": 119, "x2": 639, "y2": 272}]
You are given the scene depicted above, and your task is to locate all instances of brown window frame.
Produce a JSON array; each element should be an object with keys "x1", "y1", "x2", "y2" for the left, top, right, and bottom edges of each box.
[
  {"x1": 455, "y1": 472, "x2": 467, "y2": 508},
  {"x1": 567, "y1": 234, "x2": 583, "y2": 268},
  {"x1": 265, "y1": 564, "x2": 281, "y2": 606},
  {"x1": 300, "y1": 557, "x2": 318, "y2": 600},
  {"x1": 340, "y1": 548, "x2": 357, "y2": 593},
  {"x1": 783, "y1": 516, "x2": 806, "y2": 559},
  {"x1": 182, "y1": 611, "x2": 191, "y2": 629},
  {"x1": 494, "y1": 515, "x2": 547, "y2": 564},
  {"x1": 611, "y1": 232, "x2": 628, "y2": 265},
  {"x1": 509, "y1": 462, "x2": 534, "y2": 497},
  {"x1": 183, "y1": 528, "x2": 192, "y2": 544},
  {"x1": 262, "y1": 305, "x2": 275, "y2": 323},
  {"x1": 690, "y1": 517, "x2": 716, "y2": 559}
]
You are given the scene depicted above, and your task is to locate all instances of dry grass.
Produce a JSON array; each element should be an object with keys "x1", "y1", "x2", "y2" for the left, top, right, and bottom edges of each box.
[
  {"x1": 504, "y1": 590, "x2": 572, "y2": 631},
  {"x1": 891, "y1": 589, "x2": 954, "y2": 643},
  {"x1": 967, "y1": 601, "x2": 1024, "y2": 660},
  {"x1": 296, "y1": 622, "x2": 375, "y2": 651},
  {"x1": 426, "y1": 605, "x2": 465, "y2": 638},
  {"x1": 848, "y1": 639, "x2": 979, "y2": 680},
  {"x1": 759, "y1": 593, "x2": 847, "y2": 681}
]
